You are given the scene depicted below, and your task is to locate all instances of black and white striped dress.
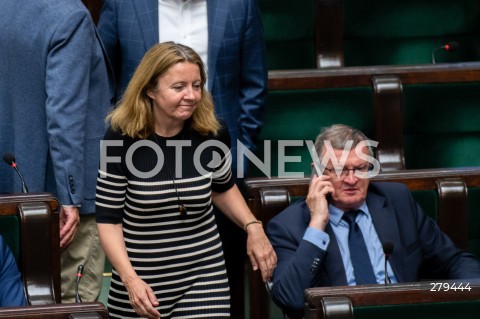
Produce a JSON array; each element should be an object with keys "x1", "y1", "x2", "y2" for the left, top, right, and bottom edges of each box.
[{"x1": 96, "y1": 124, "x2": 234, "y2": 318}]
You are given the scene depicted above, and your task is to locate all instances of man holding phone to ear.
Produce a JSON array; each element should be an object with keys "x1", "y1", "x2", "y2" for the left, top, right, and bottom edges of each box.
[{"x1": 266, "y1": 124, "x2": 480, "y2": 318}]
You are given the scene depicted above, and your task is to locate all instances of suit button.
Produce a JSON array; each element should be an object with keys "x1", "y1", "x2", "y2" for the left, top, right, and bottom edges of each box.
[{"x1": 310, "y1": 257, "x2": 320, "y2": 274}]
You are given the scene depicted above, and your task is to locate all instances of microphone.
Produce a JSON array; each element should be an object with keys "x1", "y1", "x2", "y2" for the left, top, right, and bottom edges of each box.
[
  {"x1": 3, "y1": 153, "x2": 29, "y2": 193},
  {"x1": 382, "y1": 241, "x2": 394, "y2": 285},
  {"x1": 75, "y1": 264, "x2": 84, "y2": 303},
  {"x1": 432, "y1": 41, "x2": 460, "y2": 64}
]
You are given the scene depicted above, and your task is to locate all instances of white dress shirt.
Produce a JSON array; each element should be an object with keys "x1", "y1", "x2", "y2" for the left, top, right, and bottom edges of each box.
[{"x1": 158, "y1": 0, "x2": 208, "y2": 71}]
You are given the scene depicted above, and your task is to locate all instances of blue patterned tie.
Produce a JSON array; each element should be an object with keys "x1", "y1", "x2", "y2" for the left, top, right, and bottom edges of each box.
[{"x1": 342, "y1": 210, "x2": 377, "y2": 284}]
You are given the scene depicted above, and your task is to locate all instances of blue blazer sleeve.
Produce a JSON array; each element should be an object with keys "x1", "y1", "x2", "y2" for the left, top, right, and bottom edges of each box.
[
  {"x1": 46, "y1": 8, "x2": 110, "y2": 210},
  {"x1": 266, "y1": 200, "x2": 328, "y2": 316},
  {"x1": 0, "y1": 236, "x2": 27, "y2": 307}
]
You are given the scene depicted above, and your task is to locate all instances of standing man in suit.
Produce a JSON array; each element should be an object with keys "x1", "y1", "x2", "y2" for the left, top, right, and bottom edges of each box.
[
  {"x1": 0, "y1": 0, "x2": 112, "y2": 303},
  {"x1": 97, "y1": 1, "x2": 268, "y2": 316},
  {"x1": 267, "y1": 124, "x2": 480, "y2": 318}
]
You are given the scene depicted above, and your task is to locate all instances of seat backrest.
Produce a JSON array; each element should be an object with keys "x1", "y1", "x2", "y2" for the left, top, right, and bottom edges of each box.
[
  {"x1": 0, "y1": 193, "x2": 61, "y2": 305},
  {"x1": 402, "y1": 81, "x2": 480, "y2": 169},
  {"x1": 342, "y1": 0, "x2": 480, "y2": 66},
  {"x1": 0, "y1": 214, "x2": 20, "y2": 262},
  {"x1": 259, "y1": 0, "x2": 317, "y2": 69},
  {"x1": 0, "y1": 302, "x2": 108, "y2": 319},
  {"x1": 251, "y1": 63, "x2": 480, "y2": 178},
  {"x1": 304, "y1": 281, "x2": 480, "y2": 319},
  {"x1": 250, "y1": 85, "x2": 375, "y2": 177},
  {"x1": 259, "y1": 0, "x2": 480, "y2": 70}
]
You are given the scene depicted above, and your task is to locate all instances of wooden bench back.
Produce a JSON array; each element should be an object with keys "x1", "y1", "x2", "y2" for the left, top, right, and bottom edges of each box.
[
  {"x1": 304, "y1": 280, "x2": 480, "y2": 319},
  {"x1": 253, "y1": 63, "x2": 480, "y2": 176},
  {"x1": 0, "y1": 302, "x2": 108, "y2": 319},
  {"x1": 0, "y1": 193, "x2": 61, "y2": 305}
]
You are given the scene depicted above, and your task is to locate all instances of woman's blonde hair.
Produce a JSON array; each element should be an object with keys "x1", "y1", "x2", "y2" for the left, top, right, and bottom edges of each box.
[{"x1": 107, "y1": 42, "x2": 220, "y2": 138}]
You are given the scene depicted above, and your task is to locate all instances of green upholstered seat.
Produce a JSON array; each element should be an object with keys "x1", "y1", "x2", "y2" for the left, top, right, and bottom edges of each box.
[
  {"x1": 403, "y1": 82, "x2": 480, "y2": 169},
  {"x1": 251, "y1": 87, "x2": 374, "y2": 177},
  {"x1": 343, "y1": 0, "x2": 480, "y2": 66},
  {"x1": 259, "y1": 0, "x2": 480, "y2": 70},
  {"x1": 259, "y1": 0, "x2": 316, "y2": 70},
  {"x1": 412, "y1": 188, "x2": 480, "y2": 258},
  {"x1": 255, "y1": 77, "x2": 480, "y2": 175},
  {"x1": 468, "y1": 188, "x2": 480, "y2": 257},
  {"x1": 0, "y1": 215, "x2": 20, "y2": 263}
]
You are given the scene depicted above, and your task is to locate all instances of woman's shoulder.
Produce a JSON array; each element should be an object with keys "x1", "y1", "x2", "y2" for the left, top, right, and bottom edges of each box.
[
  {"x1": 209, "y1": 120, "x2": 230, "y2": 143},
  {"x1": 103, "y1": 126, "x2": 136, "y2": 142}
]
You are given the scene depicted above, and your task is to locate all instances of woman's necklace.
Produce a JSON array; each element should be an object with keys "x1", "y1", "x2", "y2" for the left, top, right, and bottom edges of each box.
[
  {"x1": 152, "y1": 130, "x2": 187, "y2": 219},
  {"x1": 167, "y1": 169, "x2": 187, "y2": 218}
]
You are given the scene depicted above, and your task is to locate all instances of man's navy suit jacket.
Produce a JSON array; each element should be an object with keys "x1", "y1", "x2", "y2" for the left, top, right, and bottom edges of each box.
[{"x1": 267, "y1": 182, "x2": 480, "y2": 316}]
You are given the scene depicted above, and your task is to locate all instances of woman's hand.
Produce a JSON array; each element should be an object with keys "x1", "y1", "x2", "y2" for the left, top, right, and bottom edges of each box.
[
  {"x1": 245, "y1": 223, "x2": 277, "y2": 282},
  {"x1": 124, "y1": 275, "x2": 161, "y2": 319}
]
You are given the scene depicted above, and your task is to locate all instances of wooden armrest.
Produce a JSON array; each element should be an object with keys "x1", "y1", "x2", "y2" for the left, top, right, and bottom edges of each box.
[
  {"x1": 0, "y1": 302, "x2": 108, "y2": 319},
  {"x1": 0, "y1": 193, "x2": 61, "y2": 304},
  {"x1": 304, "y1": 280, "x2": 480, "y2": 319},
  {"x1": 268, "y1": 62, "x2": 480, "y2": 90}
]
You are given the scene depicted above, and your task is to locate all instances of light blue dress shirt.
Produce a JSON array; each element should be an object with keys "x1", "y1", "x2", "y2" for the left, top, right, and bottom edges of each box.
[{"x1": 303, "y1": 202, "x2": 398, "y2": 285}]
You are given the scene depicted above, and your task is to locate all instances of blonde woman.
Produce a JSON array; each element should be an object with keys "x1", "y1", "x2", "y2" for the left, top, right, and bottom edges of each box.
[{"x1": 96, "y1": 42, "x2": 276, "y2": 319}]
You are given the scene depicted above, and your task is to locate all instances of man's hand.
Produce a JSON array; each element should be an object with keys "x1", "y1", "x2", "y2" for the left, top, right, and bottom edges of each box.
[
  {"x1": 59, "y1": 206, "x2": 80, "y2": 250},
  {"x1": 306, "y1": 174, "x2": 334, "y2": 231}
]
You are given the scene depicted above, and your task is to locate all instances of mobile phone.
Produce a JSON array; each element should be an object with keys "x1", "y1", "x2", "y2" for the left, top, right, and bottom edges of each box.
[
  {"x1": 326, "y1": 192, "x2": 332, "y2": 203},
  {"x1": 313, "y1": 160, "x2": 332, "y2": 203}
]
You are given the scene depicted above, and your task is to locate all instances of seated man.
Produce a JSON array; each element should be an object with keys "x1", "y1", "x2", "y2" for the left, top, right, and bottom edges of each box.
[
  {"x1": 266, "y1": 124, "x2": 480, "y2": 318},
  {"x1": 0, "y1": 234, "x2": 27, "y2": 306}
]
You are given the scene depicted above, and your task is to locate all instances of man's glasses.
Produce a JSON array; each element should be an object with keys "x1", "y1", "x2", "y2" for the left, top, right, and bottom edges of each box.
[{"x1": 322, "y1": 164, "x2": 373, "y2": 178}]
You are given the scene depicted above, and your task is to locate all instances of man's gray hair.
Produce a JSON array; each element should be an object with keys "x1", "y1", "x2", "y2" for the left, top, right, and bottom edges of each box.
[{"x1": 314, "y1": 124, "x2": 374, "y2": 160}]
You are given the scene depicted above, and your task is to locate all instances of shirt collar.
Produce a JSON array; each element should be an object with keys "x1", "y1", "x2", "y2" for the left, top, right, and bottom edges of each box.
[{"x1": 329, "y1": 201, "x2": 370, "y2": 226}]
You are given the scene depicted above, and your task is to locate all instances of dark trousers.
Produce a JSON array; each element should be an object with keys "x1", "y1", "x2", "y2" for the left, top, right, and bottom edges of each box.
[
  {"x1": 216, "y1": 211, "x2": 246, "y2": 319},
  {"x1": 215, "y1": 178, "x2": 248, "y2": 319}
]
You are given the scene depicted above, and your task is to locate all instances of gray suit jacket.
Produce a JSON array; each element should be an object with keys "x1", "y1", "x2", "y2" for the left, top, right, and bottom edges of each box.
[
  {"x1": 97, "y1": 0, "x2": 267, "y2": 169},
  {"x1": 0, "y1": 0, "x2": 113, "y2": 213}
]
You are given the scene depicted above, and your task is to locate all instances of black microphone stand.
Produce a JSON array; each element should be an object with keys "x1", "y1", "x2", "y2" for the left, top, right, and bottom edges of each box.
[
  {"x1": 3, "y1": 153, "x2": 29, "y2": 193},
  {"x1": 384, "y1": 255, "x2": 392, "y2": 285},
  {"x1": 382, "y1": 241, "x2": 393, "y2": 285},
  {"x1": 75, "y1": 265, "x2": 84, "y2": 303}
]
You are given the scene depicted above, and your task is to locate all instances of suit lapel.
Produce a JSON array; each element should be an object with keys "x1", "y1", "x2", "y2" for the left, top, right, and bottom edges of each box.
[
  {"x1": 133, "y1": 0, "x2": 159, "y2": 51},
  {"x1": 366, "y1": 190, "x2": 405, "y2": 282},
  {"x1": 207, "y1": 0, "x2": 227, "y2": 91}
]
